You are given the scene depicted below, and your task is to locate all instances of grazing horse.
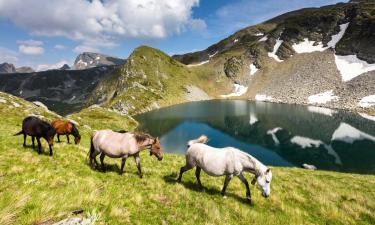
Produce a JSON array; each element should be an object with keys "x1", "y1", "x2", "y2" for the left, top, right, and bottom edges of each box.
[
  {"x1": 177, "y1": 135, "x2": 272, "y2": 203},
  {"x1": 51, "y1": 120, "x2": 81, "y2": 144},
  {"x1": 14, "y1": 116, "x2": 56, "y2": 155},
  {"x1": 89, "y1": 130, "x2": 163, "y2": 178}
]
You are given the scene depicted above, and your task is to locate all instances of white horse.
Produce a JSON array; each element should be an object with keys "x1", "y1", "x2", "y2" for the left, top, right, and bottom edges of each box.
[{"x1": 177, "y1": 135, "x2": 272, "y2": 202}]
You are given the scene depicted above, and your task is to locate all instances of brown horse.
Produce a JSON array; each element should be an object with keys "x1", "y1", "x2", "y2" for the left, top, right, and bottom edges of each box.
[
  {"x1": 89, "y1": 130, "x2": 163, "y2": 178},
  {"x1": 14, "y1": 116, "x2": 56, "y2": 155},
  {"x1": 51, "y1": 120, "x2": 81, "y2": 144}
]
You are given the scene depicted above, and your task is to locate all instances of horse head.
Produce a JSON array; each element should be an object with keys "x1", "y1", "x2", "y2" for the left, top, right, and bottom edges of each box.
[
  {"x1": 149, "y1": 137, "x2": 163, "y2": 161},
  {"x1": 252, "y1": 168, "x2": 272, "y2": 198},
  {"x1": 74, "y1": 135, "x2": 81, "y2": 145},
  {"x1": 46, "y1": 127, "x2": 56, "y2": 146}
]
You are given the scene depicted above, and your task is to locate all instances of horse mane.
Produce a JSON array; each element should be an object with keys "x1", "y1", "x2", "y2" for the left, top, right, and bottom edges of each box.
[
  {"x1": 70, "y1": 122, "x2": 80, "y2": 137},
  {"x1": 133, "y1": 132, "x2": 154, "y2": 144}
]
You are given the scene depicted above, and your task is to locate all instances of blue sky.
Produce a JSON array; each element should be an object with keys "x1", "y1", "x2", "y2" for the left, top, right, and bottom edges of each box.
[{"x1": 0, "y1": 0, "x2": 347, "y2": 70}]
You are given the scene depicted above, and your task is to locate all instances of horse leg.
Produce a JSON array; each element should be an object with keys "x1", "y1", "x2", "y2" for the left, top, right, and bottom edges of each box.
[
  {"x1": 120, "y1": 157, "x2": 127, "y2": 175},
  {"x1": 177, "y1": 164, "x2": 194, "y2": 182},
  {"x1": 134, "y1": 154, "x2": 143, "y2": 178},
  {"x1": 100, "y1": 153, "x2": 106, "y2": 172},
  {"x1": 32, "y1": 136, "x2": 35, "y2": 148},
  {"x1": 238, "y1": 173, "x2": 251, "y2": 202},
  {"x1": 66, "y1": 135, "x2": 70, "y2": 144},
  {"x1": 49, "y1": 144, "x2": 53, "y2": 156},
  {"x1": 23, "y1": 134, "x2": 27, "y2": 147},
  {"x1": 57, "y1": 134, "x2": 60, "y2": 142},
  {"x1": 221, "y1": 174, "x2": 233, "y2": 197},
  {"x1": 195, "y1": 166, "x2": 204, "y2": 191},
  {"x1": 36, "y1": 137, "x2": 42, "y2": 154}
]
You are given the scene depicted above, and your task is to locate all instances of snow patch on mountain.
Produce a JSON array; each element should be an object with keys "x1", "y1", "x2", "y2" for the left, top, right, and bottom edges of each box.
[
  {"x1": 255, "y1": 94, "x2": 273, "y2": 102},
  {"x1": 268, "y1": 39, "x2": 283, "y2": 62},
  {"x1": 249, "y1": 63, "x2": 258, "y2": 76},
  {"x1": 308, "y1": 90, "x2": 338, "y2": 104},
  {"x1": 292, "y1": 38, "x2": 326, "y2": 53},
  {"x1": 258, "y1": 35, "x2": 268, "y2": 42},
  {"x1": 327, "y1": 23, "x2": 349, "y2": 48},
  {"x1": 220, "y1": 84, "x2": 248, "y2": 98},
  {"x1": 334, "y1": 55, "x2": 375, "y2": 81},
  {"x1": 358, "y1": 95, "x2": 375, "y2": 108},
  {"x1": 187, "y1": 60, "x2": 209, "y2": 67}
]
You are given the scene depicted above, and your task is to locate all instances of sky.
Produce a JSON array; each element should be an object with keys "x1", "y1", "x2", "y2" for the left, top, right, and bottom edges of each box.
[{"x1": 0, "y1": 0, "x2": 347, "y2": 71}]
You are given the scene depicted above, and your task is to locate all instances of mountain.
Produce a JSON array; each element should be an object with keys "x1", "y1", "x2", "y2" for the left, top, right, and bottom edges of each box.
[
  {"x1": 16, "y1": 66, "x2": 35, "y2": 73},
  {"x1": 172, "y1": 0, "x2": 375, "y2": 112},
  {"x1": 0, "y1": 65, "x2": 120, "y2": 115},
  {"x1": 0, "y1": 63, "x2": 16, "y2": 73},
  {"x1": 87, "y1": 46, "x2": 220, "y2": 115},
  {"x1": 59, "y1": 64, "x2": 70, "y2": 70},
  {"x1": 72, "y1": 52, "x2": 126, "y2": 70},
  {"x1": 0, "y1": 0, "x2": 374, "y2": 116},
  {"x1": 0, "y1": 63, "x2": 34, "y2": 73}
]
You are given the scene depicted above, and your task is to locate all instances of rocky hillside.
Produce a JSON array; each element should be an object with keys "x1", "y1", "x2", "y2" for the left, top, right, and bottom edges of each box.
[
  {"x1": 73, "y1": 52, "x2": 125, "y2": 70},
  {"x1": 173, "y1": 0, "x2": 375, "y2": 113},
  {"x1": 0, "y1": 65, "x2": 120, "y2": 115},
  {"x1": 0, "y1": 63, "x2": 34, "y2": 74}
]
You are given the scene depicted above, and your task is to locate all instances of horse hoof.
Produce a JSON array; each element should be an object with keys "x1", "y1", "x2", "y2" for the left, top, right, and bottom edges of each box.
[
  {"x1": 246, "y1": 197, "x2": 252, "y2": 203},
  {"x1": 199, "y1": 188, "x2": 205, "y2": 192}
]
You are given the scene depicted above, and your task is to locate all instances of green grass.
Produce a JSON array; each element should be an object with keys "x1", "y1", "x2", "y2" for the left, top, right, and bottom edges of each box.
[{"x1": 1, "y1": 92, "x2": 375, "y2": 225}]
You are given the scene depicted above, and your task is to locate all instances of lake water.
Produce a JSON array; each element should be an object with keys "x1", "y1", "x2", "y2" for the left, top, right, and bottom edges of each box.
[{"x1": 135, "y1": 100, "x2": 375, "y2": 174}]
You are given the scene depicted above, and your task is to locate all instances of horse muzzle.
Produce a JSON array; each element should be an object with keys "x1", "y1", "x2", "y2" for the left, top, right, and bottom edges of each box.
[
  {"x1": 158, "y1": 156, "x2": 163, "y2": 161},
  {"x1": 262, "y1": 193, "x2": 270, "y2": 198}
]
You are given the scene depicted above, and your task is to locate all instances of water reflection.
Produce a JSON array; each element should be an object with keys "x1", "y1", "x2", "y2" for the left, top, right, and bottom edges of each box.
[{"x1": 135, "y1": 100, "x2": 375, "y2": 174}]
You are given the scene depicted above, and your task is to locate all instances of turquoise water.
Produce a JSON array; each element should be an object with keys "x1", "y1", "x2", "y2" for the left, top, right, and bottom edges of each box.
[{"x1": 135, "y1": 100, "x2": 375, "y2": 174}]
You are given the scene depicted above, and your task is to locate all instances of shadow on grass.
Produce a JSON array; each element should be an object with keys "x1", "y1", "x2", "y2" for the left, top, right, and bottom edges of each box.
[
  {"x1": 163, "y1": 173, "x2": 253, "y2": 205},
  {"x1": 22, "y1": 144, "x2": 53, "y2": 156}
]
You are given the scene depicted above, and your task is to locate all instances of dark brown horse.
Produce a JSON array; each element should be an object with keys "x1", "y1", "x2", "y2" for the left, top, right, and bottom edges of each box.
[
  {"x1": 51, "y1": 120, "x2": 81, "y2": 144},
  {"x1": 14, "y1": 116, "x2": 56, "y2": 155}
]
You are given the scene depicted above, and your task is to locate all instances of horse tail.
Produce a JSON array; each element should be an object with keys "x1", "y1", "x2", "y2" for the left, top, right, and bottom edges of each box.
[
  {"x1": 88, "y1": 135, "x2": 94, "y2": 160},
  {"x1": 13, "y1": 130, "x2": 23, "y2": 136},
  {"x1": 187, "y1": 135, "x2": 208, "y2": 148}
]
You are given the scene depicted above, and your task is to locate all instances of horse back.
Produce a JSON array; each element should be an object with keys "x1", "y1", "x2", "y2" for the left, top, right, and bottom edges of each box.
[
  {"x1": 22, "y1": 116, "x2": 55, "y2": 137},
  {"x1": 92, "y1": 130, "x2": 137, "y2": 157},
  {"x1": 52, "y1": 120, "x2": 73, "y2": 135}
]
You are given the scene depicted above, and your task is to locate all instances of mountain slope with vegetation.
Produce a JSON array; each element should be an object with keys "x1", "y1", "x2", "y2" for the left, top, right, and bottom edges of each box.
[{"x1": 87, "y1": 46, "x2": 229, "y2": 115}]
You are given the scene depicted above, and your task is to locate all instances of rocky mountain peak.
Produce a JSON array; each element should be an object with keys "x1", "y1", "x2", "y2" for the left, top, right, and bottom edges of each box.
[
  {"x1": 0, "y1": 63, "x2": 16, "y2": 73},
  {"x1": 72, "y1": 52, "x2": 125, "y2": 70}
]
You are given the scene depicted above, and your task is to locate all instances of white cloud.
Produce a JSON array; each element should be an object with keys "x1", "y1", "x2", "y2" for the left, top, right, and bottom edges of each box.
[
  {"x1": 0, "y1": 0, "x2": 204, "y2": 51},
  {"x1": 54, "y1": 44, "x2": 66, "y2": 50},
  {"x1": 17, "y1": 39, "x2": 44, "y2": 55},
  {"x1": 189, "y1": 19, "x2": 207, "y2": 30},
  {"x1": 36, "y1": 60, "x2": 70, "y2": 71},
  {"x1": 0, "y1": 47, "x2": 19, "y2": 64},
  {"x1": 73, "y1": 45, "x2": 100, "y2": 54},
  {"x1": 19, "y1": 45, "x2": 44, "y2": 55},
  {"x1": 17, "y1": 39, "x2": 43, "y2": 46}
]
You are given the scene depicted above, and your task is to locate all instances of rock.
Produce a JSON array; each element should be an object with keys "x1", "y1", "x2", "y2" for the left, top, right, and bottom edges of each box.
[
  {"x1": 184, "y1": 85, "x2": 211, "y2": 102},
  {"x1": 52, "y1": 217, "x2": 94, "y2": 225},
  {"x1": 33, "y1": 101, "x2": 49, "y2": 110},
  {"x1": 302, "y1": 163, "x2": 317, "y2": 170}
]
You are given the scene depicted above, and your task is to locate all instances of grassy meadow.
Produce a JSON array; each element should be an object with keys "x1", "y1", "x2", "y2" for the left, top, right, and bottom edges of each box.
[{"x1": 1, "y1": 92, "x2": 375, "y2": 225}]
